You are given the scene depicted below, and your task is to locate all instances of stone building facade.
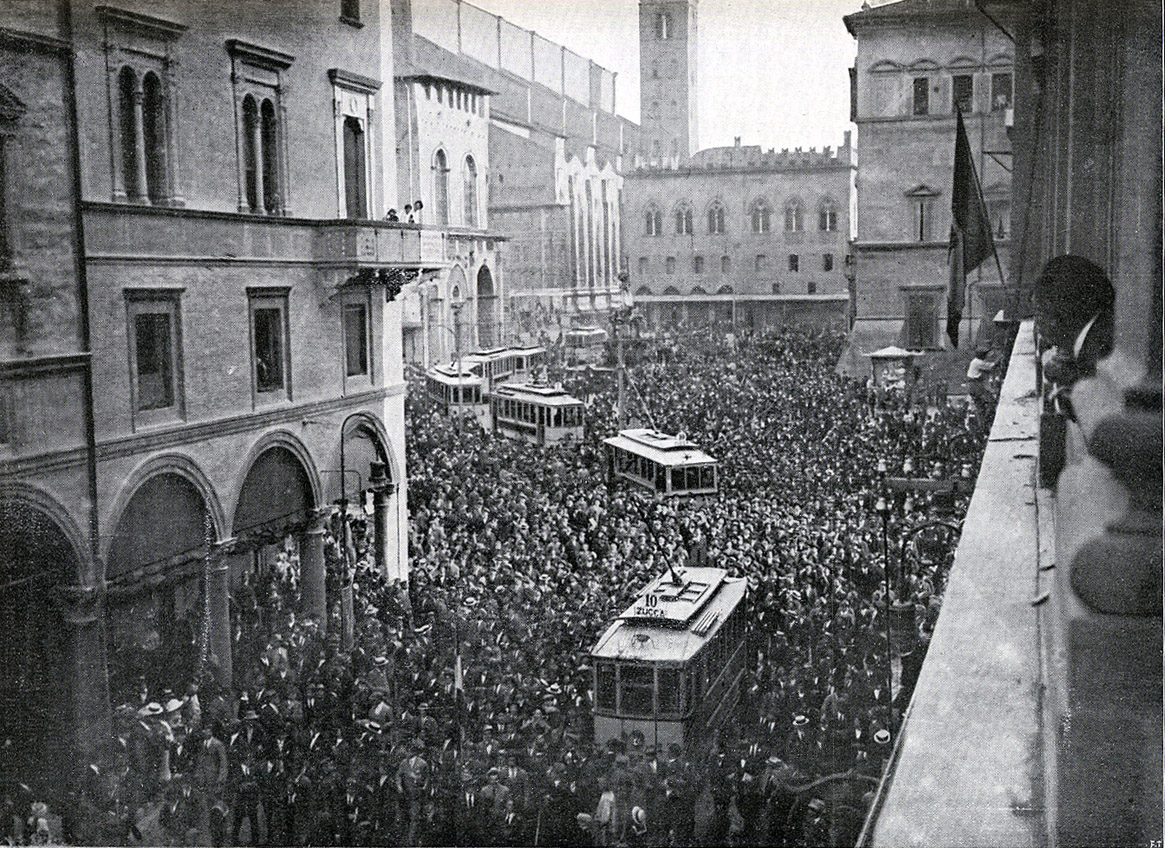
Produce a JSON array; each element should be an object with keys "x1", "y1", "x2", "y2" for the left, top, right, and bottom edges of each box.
[
  {"x1": 409, "y1": 0, "x2": 637, "y2": 339},
  {"x1": 68, "y1": 0, "x2": 420, "y2": 711},
  {"x1": 624, "y1": 139, "x2": 855, "y2": 330},
  {"x1": 843, "y1": 0, "x2": 1014, "y2": 365},
  {"x1": 0, "y1": 0, "x2": 106, "y2": 792}
]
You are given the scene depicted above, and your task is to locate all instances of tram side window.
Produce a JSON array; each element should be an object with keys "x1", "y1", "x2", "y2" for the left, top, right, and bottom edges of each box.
[
  {"x1": 658, "y1": 667, "x2": 684, "y2": 717},
  {"x1": 655, "y1": 464, "x2": 667, "y2": 492},
  {"x1": 672, "y1": 467, "x2": 684, "y2": 490},
  {"x1": 597, "y1": 662, "x2": 616, "y2": 711},
  {"x1": 686, "y1": 466, "x2": 699, "y2": 489},
  {"x1": 620, "y1": 664, "x2": 654, "y2": 717}
]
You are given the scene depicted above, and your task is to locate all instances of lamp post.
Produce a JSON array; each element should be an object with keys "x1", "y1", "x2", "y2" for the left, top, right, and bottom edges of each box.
[
  {"x1": 875, "y1": 457, "x2": 894, "y2": 726},
  {"x1": 611, "y1": 273, "x2": 635, "y2": 431},
  {"x1": 338, "y1": 411, "x2": 368, "y2": 651},
  {"x1": 843, "y1": 253, "x2": 857, "y2": 330}
]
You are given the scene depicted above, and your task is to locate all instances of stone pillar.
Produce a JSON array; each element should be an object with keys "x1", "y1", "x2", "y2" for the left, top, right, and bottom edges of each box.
[
  {"x1": 299, "y1": 513, "x2": 327, "y2": 632},
  {"x1": 207, "y1": 552, "x2": 234, "y2": 691},
  {"x1": 55, "y1": 584, "x2": 111, "y2": 772}
]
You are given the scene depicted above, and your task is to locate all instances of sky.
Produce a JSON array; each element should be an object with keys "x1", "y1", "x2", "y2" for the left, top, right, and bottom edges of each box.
[{"x1": 472, "y1": 0, "x2": 868, "y2": 152}]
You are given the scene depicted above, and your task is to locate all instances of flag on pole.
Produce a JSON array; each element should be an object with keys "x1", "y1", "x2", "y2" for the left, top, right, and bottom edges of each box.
[{"x1": 948, "y1": 108, "x2": 995, "y2": 348}]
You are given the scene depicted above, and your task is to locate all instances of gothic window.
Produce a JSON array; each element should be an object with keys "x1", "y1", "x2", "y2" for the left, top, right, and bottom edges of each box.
[
  {"x1": 788, "y1": 254, "x2": 799, "y2": 272},
  {"x1": 720, "y1": 255, "x2": 731, "y2": 274},
  {"x1": 674, "y1": 204, "x2": 693, "y2": 235},
  {"x1": 666, "y1": 257, "x2": 676, "y2": 274},
  {"x1": 433, "y1": 148, "x2": 450, "y2": 225},
  {"x1": 750, "y1": 199, "x2": 771, "y2": 233},
  {"x1": 818, "y1": 198, "x2": 837, "y2": 232},
  {"x1": 464, "y1": 155, "x2": 479, "y2": 227},
  {"x1": 645, "y1": 205, "x2": 662, "y2": 236},
  {"x1": 693, "y1": 255, "x2": 705, "y2": 274},
  {"x1": 707, "y1": 202, "x2": 725, "y2": 234},
  {"x1": 784, "y1": 199, "x2": 803, "y2": 232}
]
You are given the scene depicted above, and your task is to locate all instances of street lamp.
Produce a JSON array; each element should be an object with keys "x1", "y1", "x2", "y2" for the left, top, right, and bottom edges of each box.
[{"x1": 611, "y1": 273, "x2": 635, "y2": 431}]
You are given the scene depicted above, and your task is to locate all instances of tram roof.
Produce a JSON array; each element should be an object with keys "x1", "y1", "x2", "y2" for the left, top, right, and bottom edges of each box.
[
  {"x1": 591, "y1": 568, "x2": 747, "y2": 663},
  {"x1": 492, "y1": 382, "x2": 583, "y2": 406},
  {"x1": 508, "y1": 345, "x2": 547, "y2": 356},
  {"x1": 602, "y1": 429, "x2": 717, "y2": 467},
  {"x1": 426, "y1": 365, "x2": 481, "y2": 385}
]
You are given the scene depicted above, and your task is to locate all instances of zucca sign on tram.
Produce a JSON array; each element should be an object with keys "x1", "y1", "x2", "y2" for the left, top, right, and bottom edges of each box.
[{"x1": 590, "y1": 567, "x2": 748, "y2": 752}]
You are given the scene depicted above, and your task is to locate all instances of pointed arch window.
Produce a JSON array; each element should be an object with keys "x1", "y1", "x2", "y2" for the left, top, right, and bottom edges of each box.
[
  {"x1": 645, "y1": 205, "x2": 663, "y2": 236},
  {"x1": 674, "y1": 204, "x2": 693, "y2": 235},
  {"x1": 434, "y1": 148, "x2": 450, "y2": 225},
  {"x1": 230, "y1": 40, "x2": 294, "y2": 216},
  {"x1": 707, "y1": 202, "x2": 725, "y2": 234},
  {"x1": 784, "y1": 199, "x2": 803, "y2": 232},
  {"x1": 750, "y1": 199, "x2": 771, "y2": 233},
  {"x1": 818, "y1": 198, "x2": 837, "y2": 232},
  {"x1": 463, "y1": 155, "x2": 479, "y2": 227}
]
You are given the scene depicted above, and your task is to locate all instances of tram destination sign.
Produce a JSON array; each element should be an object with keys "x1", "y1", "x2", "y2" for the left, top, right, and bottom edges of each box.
[{"x1": 619, "y1": 566, "x2": 729, "y2": 625}]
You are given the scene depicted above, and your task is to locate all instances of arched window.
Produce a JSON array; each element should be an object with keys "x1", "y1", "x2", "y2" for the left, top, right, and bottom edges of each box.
[
  {"x1": 433, "y1": 148, "x2": 449, "y2": 225},
  {"x1": 750, "y1": 199, "x2": 771, "y2": 233},
  {"x1": 649, "y1": 100, "x2": 660, "y2": 118},
  {"x1": 674, "y1": 204, "x2": 693, "y2": 235},
  {"x1": 707, "y1": 202, "x2": 725, "y2": 234},
  {"x1": 717, "y1": 284, "x2": 734, "y2": 295},
  {"x1": 694, "y1": 255, "x2": 705, "y2": 274},
  {"x1": 818, "y1": 198, "x2": 837, "y2": 232},
  {"x1": 721, "y1": 255, "x2": 731, "y2": 274},
  {"x1": 636, "y1": 285, "x2": 651, "y2": 296},
  {"x1": 755, "y1": 254, "x2": 768, "y2": 272},
  {"x1": 656, "y1": 12, "x2": 670, "y2": 39},
  {"x1": 242, "y1": 95, "x2": 260, "y2": 212},
  {"x1": 118, "y1": 67, "x2": 142, "y2": 200},
  {"x1": 638, "y1": 256, "x2": 648, "y2": 275},
  {"x1": 784, "y1": 198, "x2": 803, "y2": 232},
  {"x1": 665, "y1": 256, "x2": 676, "y2": 274},
  {"x1": 463, "y1": 155, "x2": 478, "y2": 227},
  {"x1": 644, "y1": 205, "x2": 662, "y2": 236},
  {"x1": 260, "y1": 99, "x2": 279, "y2": 213},
  {"x1": 651, "y1": 139, "x2": 661, "y2": 158},
  {"x1": 141, "y1": 72, "x2": 167, "y2": 203}
]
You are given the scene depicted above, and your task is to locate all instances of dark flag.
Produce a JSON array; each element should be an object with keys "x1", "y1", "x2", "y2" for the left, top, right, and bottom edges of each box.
[{"x1": 948, "y1": 108, "x2": 995, "y2": 347}]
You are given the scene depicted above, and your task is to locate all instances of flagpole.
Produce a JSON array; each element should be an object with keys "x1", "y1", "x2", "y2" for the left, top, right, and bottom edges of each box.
[{"x1": 964, "y1": 108, "x2": 1011, "y2": 300}]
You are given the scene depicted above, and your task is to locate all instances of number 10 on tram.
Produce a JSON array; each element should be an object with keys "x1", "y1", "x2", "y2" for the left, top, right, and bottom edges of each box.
[{"x1": 589, "y1": 567, "x2": 748, "y2": 751}]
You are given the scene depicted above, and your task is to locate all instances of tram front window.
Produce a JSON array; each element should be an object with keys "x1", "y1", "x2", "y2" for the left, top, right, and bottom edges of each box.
[
  {"x1": 597, "y1": 662, "x2": 616, "y2": 711},
  {"x1": 672, "y1": 468, "x2": 684, "y2": 490},
  {"x1": 657, "y1": 667, "x2": 684, "y2": 717},
  {"x1": 701, "y1": 466, "x2": 715, "y2": 489},
  {"x1": 620, "y1": 664, "x2": 654, "y2": 717}
]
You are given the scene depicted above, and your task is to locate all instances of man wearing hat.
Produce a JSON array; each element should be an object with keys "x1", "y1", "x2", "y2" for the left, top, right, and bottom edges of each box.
[{"x1": 966, "y1": 346, "x2": 998, "y2": 420}]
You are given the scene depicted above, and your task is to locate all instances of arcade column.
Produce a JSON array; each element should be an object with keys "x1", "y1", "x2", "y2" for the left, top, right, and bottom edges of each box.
[
  {"x1": 298, "y1": 512, "x2": 328, "y2": 631},
  {"x1": 54, "y1": 584, "x2": 111, "y2": 769},
  {"x1": 370, "y1": 461, "x2": 398, "y2": 581},
  {"x1": 207, "y1": 546, "x2": 234, "y2": 691}
]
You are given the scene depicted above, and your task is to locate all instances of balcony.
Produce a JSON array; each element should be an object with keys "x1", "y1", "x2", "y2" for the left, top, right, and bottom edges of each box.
[
  {"x1": 862, "y1": 321, "x2": 1162, "y2": 847},
  {"x1": 82, "y1": 203, "x2": 450, "y2": 271}
]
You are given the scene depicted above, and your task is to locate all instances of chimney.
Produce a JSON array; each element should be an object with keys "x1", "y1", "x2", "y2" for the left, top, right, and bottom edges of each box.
[{"x1": 734, "y1": 136, "x2": 741, "y2": 148}]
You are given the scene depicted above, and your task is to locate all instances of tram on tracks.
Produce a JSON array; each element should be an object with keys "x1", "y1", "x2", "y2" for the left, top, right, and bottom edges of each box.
[
  {"x1": 463, "y1": 346, "x2": 547, "y2": 391},
  {"x1": 489, "y1": 382, "x2": 585, "y2": 446},
  {"x1": 590, "y1": 566, "x2": 748, "y2": 750},
  {"x1": 603, "y1": 429, "x2": 719, "y2": 499},
  {"x1": 564, "y1": 326, "x2": 609, "y2": 367},
  {"x1": 424, "y1": 363, "x2": 489, "y2": 427}
]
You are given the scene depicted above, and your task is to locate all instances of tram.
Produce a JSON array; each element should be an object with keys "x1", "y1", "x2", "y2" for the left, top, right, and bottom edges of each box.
[
  {"x1": 424, "y1": 363, "x2": 489, "y2": 427},
  {"x1": 603, "y1": 429, "x2": 719, "y2": 498},
  {"x1": 463, "y1": 346, "x2": 547, "y2": 391},
  {"x1": 590, "y1": 566, "x2": 748, "y2": 750},
  {"x1": 564, "y1": 326, "x2": 609, "y2": 367},
  {"x1": 489, "y1": 382, "x2": 585, "y2": 446}
]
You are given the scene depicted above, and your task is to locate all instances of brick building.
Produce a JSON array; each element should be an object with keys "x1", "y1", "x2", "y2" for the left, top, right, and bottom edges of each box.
[
  {"x1": 625, "y1": 0, "x2": 854, "y2": 331},
  {"x1": 625, "y1": 139, "x2": 855, "y2": 330},
  {"x1": 842, "y1": 0, "x2": 1014, "y2": 370},
  {"x1": 408, "y1": 0, "x2": 637, "y2": 338}
]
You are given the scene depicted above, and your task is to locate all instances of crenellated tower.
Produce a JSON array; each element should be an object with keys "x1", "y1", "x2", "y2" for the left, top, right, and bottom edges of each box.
[{"x1": 639, "y1": 0, "x2": 698, "y2": 163}]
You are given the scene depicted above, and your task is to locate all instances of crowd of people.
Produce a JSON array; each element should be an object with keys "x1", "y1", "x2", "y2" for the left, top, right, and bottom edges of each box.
[{"x1": 12, "y1": 326, "x2": 994, "y2": 846}]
